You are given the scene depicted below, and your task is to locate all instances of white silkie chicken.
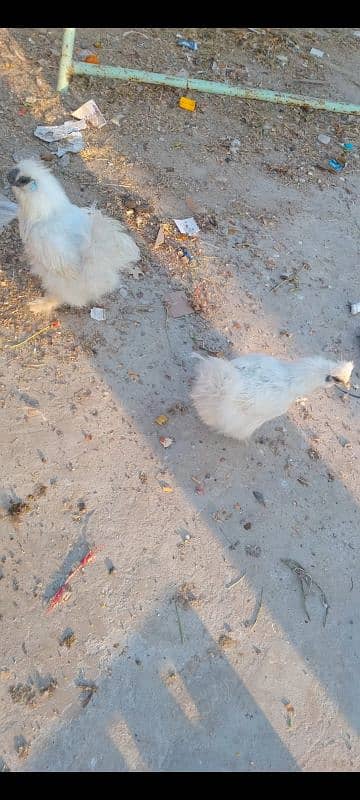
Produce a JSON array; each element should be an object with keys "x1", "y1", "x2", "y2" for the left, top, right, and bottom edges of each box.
[
  {"x1": 191, "y1": 352, "x2": 353, "y2": 441},
  {"x1": 6, "y1": 158, "x2": 140, "y2": 315}
]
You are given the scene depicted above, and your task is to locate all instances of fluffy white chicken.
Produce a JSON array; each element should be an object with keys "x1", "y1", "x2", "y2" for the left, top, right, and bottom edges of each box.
[
  {"x1": 7, "y1": 158, "x2": 140, "y2": 315},
  {"x1": 191, "y1": 352, "x2": 353, "y2": 441}
]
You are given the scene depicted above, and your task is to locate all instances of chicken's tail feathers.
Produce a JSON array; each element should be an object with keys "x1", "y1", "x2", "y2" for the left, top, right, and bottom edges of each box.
[
  {"x1": 191, "y1": 354, "x2": 238, "y2": 403},
  {"x1": 89, "y1": 210, "x2": 140, "y2": 270}
]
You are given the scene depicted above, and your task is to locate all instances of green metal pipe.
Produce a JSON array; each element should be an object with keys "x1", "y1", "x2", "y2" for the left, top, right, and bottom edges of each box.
[
  {"x1": 72, "y1": 60, "x2": 360, "y2": 115},
  {"x1": 57, "y1": 28, "x2": 76, "y2": 92}
]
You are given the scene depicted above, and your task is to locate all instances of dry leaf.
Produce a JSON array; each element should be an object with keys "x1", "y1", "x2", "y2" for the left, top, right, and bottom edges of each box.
[
  {"x1": 161, "y1": 483, "x2": 173, "y2": 493},
  {"x1": 155, "y1": 414, "x2": 168, "y2": 426},
  {"x1": 25, "y1": 408, "x2": 40, "y2": 417}
]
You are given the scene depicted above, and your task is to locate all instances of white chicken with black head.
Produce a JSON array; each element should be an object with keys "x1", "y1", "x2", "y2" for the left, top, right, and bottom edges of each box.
[{"x1": 7, "y1": 158, "x2": 140, "y2": 315}]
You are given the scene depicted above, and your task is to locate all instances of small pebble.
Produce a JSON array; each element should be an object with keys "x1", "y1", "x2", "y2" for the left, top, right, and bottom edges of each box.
[{"x1": 253, "y1": 490, "x2": 266, "y2": 506}]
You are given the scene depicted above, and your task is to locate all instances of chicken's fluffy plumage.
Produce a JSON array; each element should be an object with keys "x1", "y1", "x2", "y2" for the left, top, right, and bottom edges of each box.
[
  {"x1": 191, "y1": 353, "x2": 353, "y2": 441},
  {"x1": 8, "y1": 158, "x2": 140, "y2": 313}
]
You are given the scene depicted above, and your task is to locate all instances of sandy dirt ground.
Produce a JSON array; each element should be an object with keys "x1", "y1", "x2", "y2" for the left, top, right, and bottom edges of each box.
[{"x1": 0, "y1": 27, "x2": 360, "y2": 772}]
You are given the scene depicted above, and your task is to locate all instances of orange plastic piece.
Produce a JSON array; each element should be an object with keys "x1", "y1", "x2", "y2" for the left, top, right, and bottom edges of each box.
[
  {"x1": 179, "y1": 96, "x2": 196, "y2": 112},
  {"x1": 85, "y1": 54, "x2": 100, "y2": 64}
]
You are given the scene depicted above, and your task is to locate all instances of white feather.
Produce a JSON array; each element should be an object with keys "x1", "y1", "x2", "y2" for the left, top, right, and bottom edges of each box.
[{"x1": 191, "y1": 352, "x2": 354, "y2": 441}]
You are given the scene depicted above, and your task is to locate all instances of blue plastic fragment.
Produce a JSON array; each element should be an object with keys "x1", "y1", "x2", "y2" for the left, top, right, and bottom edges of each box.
[
  {"x1": 177, "y1": 38, "x2": 198, "y2": 52},
  {"x1": 178, "y1": 246, "x2": 193, "y2": 261},
  {"x1": 342, "y1": 142, "x2": 354, "y2": 151},
  {"x1": 328, "y1": 158, "x2": 344, "y2": 172}
]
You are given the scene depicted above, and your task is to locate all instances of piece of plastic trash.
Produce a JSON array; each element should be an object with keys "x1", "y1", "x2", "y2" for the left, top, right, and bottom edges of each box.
[
  {"x1": 85, "y1": 54, "x2": 100, "y2": 64},
  {"x1": 179, "y1": 96, "x2": 196, "y2": 112},
  {"x1": 34, "y1": 120, "x2": 86, "y2": 143},
  {"x1": 352, "y1": 31, "x2": 360, "y2": 38},
  {"x1": 342, "y1": 142, "x2": 354, "y2": 151},
  {"x1": 71, "y1": 100, "x2": 106, "y2": 129},
  {"x1": 230, "y1": 138, "x2": 241, "y2": 156},
  {"x1": 328, "y1": 158, "x2": 344, "y2": 172},
  {"x1": 350, "y1": 302, "x2": 360, "y2": 315},
  {"x1": 173, "y1": 217, "x2": 200, "y2": 236},
  {"x1": 51, "y1": 132, "x2": 84, "y2": 157},
  {"x1": 310, "y1": 47, "x2": 324, "y2": 58},
  {"x1": 178, "y1": 246, "x2": 193, "y2": 261},
  {"x1": 159, "y1": 436, "x2": 173, "y2": 448},
  {"x1": 176, "y1": 37, "x2": 198, "y2": 51},
  {"x1": 0, "y1": 193, "x2": 17, "y2": 231},
  {"x1": 318, "y1": 134, "x2": 331, "y2": 145},
  {"x1": 90, "y1": 307, "x2": 106, "y2": 321}
]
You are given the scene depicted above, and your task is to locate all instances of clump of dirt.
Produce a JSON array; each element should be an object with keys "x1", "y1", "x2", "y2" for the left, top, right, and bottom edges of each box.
[
  {"x1": 174, "y1": 582, "x2": 199, "y2": 609},
  {"x1": 59, "y1": 629, "x2": 76, "y2": 649},
  {"x1": 6, "y1": 484, "x2": 47, "y2": 520},
  {"x1": 7, "y1": 499, "x2": 30, "y2": 518},
  {"x1": 9, "y1": 683, "x2": 36, "y2": 707},
  {"x1": 218, "y1": 634, "x2": 235, "y2": 649},
  {"x1": 38, "y1": 676, "x2": 58, "y2": 698}
]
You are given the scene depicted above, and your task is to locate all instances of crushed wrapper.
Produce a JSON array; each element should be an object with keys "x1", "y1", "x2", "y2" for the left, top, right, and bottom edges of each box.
[
  {"x1": 71, "y1": 100, "x2": 106, "y2": 129},
  {"x1": 174, "y1": 217, "x2": 200, "y2": 236},
  {"x1": 34, "y1": 120, "x2": 86, "y2": 143}
]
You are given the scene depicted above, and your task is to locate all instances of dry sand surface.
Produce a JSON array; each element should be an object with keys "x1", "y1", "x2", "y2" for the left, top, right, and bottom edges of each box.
[{"x1": 0, "y1": 27, "x2": 359, "y2": 771}]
